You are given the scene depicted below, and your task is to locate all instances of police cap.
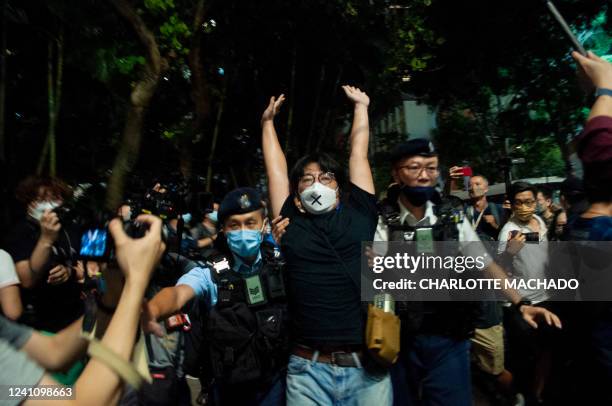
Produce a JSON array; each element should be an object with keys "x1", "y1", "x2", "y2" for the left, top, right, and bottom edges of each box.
[
  {"x1": 390, "y1": 138, "x2": 437, "y2": 166},
  {"x1": 218, "y1": 187, "x2": 264, "y2": 225}
]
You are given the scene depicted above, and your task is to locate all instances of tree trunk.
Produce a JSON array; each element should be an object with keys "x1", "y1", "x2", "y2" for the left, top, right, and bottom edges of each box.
[
  {"x1": 105, "y1": 0, "x2": 162, "y2": 210},
  {"x1": 50, "y1": 27, "x2": 63, "y2": 176},
  {"x1": 317, "y1": 66, "x2": 342, "y2": 151},
  {"x1": 188, "y1": 0, "x2": 210, "y2": 134},
  {"x1": 205, "y1": 81, "x2": 227, "y2": 192},
  {"x1": 284, "y1": 41, "x2": 297, "y2": 153},
  {"x1": 182, "y1": 0, "x2": 209, "y2": 180},
  {"x1": 0, "y1": 0, "x2": 7, "y2": 162},
  {"x1": 305, "y1": 64, "x2": 326, "y2": 154},
  {"x1": 37, "y1": 27, "x2": 64, "y2": 176},
  {"x1": 228, "y1": 165, "x2": 238, "y2": 189}
]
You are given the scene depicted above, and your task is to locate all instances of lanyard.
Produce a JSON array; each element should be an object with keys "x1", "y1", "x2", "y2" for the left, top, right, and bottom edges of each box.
[{"x1": 471, "y1": 206, "x2": 486, "y2": 231}]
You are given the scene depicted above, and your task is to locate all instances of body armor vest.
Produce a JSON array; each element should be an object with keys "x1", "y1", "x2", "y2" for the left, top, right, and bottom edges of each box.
[
  {"x1": 202, "y1": 248, "x2": 289, "y2": 386},
  {"x1": 379, "y1": 194, "x2": 479, "y2": 339}
]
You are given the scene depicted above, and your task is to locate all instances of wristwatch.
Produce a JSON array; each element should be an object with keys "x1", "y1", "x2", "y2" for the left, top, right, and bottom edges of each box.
[
  {"x1": 594, "y1": 88, "x2": 612, "y2": 98},
  {"x1": 513, "y1": 298, "x2": 532, "y2": 311}
]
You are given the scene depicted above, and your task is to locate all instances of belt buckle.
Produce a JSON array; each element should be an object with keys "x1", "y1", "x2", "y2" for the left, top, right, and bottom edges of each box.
[{"x1": 330, "y1": 351, "x2": 345, "y2": 365}]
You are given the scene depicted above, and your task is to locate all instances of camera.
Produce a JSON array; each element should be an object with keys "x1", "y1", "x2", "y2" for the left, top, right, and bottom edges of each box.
[{"x1": 523, "y1": 232, "x2": 540, "y2": 242}]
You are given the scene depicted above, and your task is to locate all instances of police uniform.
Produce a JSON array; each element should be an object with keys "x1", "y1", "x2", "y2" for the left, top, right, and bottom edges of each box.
[
  {"x1": 175, "y1": 188, "x2": 288, "y2": 406},
  {"x1": 374, "y1": 139, "x2": 492, "y2": 406}
]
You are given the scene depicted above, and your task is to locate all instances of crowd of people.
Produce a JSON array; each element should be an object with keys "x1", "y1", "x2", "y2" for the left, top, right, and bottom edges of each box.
[{"x1": 0, "y1": 51, "x2": 610, "y2": 406}]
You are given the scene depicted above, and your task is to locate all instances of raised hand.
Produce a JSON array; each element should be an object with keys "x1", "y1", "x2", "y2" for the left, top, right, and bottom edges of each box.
[
  {"x1": 572, "y1": 51, "x2": 612, "y2": 90},
  {"x1": 342, "y1": 85, "x2": 370, "y2": 107},
  {"x1": 108, "y1": 214, "x2": 165, "y2": 286},
  {"x1": 271, "y1": 215, "x2": 290, "y2": 243},
  {"x1": 449, "y1": 166, "x2": 464, "y2": 181},
  {"x1": 261, "y1": 94, "x2": 286, "y2": 125}
]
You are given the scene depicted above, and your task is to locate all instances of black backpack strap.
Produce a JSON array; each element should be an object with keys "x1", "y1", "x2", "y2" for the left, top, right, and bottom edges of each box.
[
  {"x1": 488, "y1": 202, "x2": 501, "y2": 226},
  {"x1": 378, "y1": 198, "x2": 402, "y2": 228}
]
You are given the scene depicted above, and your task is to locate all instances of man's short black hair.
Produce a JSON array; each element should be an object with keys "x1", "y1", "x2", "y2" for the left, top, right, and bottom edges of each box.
[
  {"x1": 289, "y1": 153, "x2": 346, "y2": 194},
  {"x1": 509, "y1": 181, "x2": 537, "y2": 204},
  {"x1": 538, "y1": 185, "x2": 553, "y2": 200}
]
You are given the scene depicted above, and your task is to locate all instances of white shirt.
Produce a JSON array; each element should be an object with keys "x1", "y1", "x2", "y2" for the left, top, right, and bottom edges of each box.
[
  {"x1": 497, "y1": 215, "x2": 550, "y2": 304},
  {"x1": 0, "y1": 250, "x2": 20, "y2": 289},
  {"x1": 374, "y1": 198, "x2": 493, "y2": 268}
]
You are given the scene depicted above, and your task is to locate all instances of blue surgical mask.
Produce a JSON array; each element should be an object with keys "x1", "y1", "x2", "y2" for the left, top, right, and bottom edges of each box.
[
  {"x1": 227, "y1": 229, "x2": 263, "y2": 258},
  {"x1": 182, "y1": 213, "x2": 192, "y2": 224},
  {"x1": 207, "y1": 211, "x2": 218, "y2": 223}
]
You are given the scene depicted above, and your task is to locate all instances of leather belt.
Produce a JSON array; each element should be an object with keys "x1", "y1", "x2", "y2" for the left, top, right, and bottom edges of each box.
[{"x1": 292, "y1": 346, "x2": 363, "y2": 367}]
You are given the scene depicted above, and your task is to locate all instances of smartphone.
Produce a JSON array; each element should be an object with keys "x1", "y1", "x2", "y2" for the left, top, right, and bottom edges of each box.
[
  {"x1": 543, "y1": 0, "x2": 587, "y2": 55},
  {"x1": 461, "y1": 166, "x2": 473, "y2": 177},
  {"x1": 79, "y1": 228, "x2": 112, "y2": 260},
  {"x1": 522, "y1": 232, "x2": 540, "y2": 242}
]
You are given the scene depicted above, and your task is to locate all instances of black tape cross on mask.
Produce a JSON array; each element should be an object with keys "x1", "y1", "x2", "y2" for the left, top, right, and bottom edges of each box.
[{"x1": 310, "y1": 194, "x2": 322, "y2": 206}]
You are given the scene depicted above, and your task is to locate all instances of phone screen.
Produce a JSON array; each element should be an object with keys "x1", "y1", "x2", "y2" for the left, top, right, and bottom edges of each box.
[{"x1": 80, "y1": 228, "x2": 109, "y2": 259}]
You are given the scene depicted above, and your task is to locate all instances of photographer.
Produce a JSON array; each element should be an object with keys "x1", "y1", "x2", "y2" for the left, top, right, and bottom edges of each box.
[
  {"x1": 6, "y1": 176, "x2": 83, "y2": 332},
  {"x1": 112, "y1": 183, "x2": 200, "y2": 406},
  {"x1": 0, "y1": 214, "x2": 166, "y2": 406}
]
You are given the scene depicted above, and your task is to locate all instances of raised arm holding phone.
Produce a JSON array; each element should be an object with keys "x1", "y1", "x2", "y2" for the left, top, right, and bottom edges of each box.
[{"x1": 1, "y1": 215, "x2": 166, "y2": 406}]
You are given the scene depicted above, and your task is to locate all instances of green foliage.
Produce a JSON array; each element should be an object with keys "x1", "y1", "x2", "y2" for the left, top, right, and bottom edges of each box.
[
  {"x1": 583, "y1": 10, "x2": 612, "y2": 57},
  {"x1": 143, "y1": 0, "x2": 175, "y2": 13},
  {"x1": 397, "y1": 1, "x2": 610, "y2": 180},
  {"x1": 116, "y1": 55, "x2": 146, "y2": 75},
  {"x1": 514, "y1": 138, "x2": 565, "y2": 179},
  {"x1": 158, "y1": 13, "x2": 191, "y2": 55}
]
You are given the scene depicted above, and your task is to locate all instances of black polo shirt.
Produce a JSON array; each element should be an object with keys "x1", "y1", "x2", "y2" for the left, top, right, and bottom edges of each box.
[{"x1": 280, "y1": 183, "x2": 378, "y2": 347}]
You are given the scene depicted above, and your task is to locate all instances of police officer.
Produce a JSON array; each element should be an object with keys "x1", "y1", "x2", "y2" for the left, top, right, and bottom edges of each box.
[
  {"x1": 143, "y1": 187, "x2": 288, "y2": 406},
  {"x1": 374, "y1": 139, "x2": 562, "y2": 406}
]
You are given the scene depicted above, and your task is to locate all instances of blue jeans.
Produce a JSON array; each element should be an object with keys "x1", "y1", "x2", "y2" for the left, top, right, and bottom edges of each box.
[
  {"x1": 392, "y1": 335, "x2": 471, "y2": 406},
  {"x1": 286, "y1": 354, "x2": 392, "y2": 405}
]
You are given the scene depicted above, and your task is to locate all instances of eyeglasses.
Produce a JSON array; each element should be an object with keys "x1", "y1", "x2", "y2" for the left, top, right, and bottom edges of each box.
[
  {"x1": 397, "y1": 165, "x2": 439, "y2": 176},
  {"x1": 513, "y1": 199, "x2": 536, "y2": 208},
  {"x1": 299, "y1": 172, "x2": 335, "y2": 187}
]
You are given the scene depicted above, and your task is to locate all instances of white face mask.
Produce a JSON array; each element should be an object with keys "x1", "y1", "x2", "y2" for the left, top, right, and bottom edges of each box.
[
  {"x1": 121, "y1": 207, "x2": 132, "y2": 222},
  {"x1": 299, "y1": 182, "x2": 338, "y2": 214},
  {"x1": 29, "y1": 201, "x2": 60, "y2": 221}
]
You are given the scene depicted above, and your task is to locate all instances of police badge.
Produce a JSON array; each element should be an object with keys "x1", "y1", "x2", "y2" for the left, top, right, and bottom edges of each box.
[{"x1": 239, "y1": 194, "x2": 251, "y2": 210}]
